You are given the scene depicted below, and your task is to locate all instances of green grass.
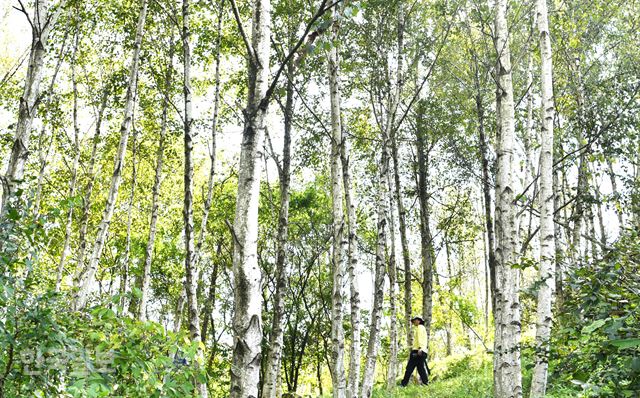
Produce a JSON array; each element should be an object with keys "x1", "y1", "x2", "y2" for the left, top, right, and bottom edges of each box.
[{"x1": 372, "y1": 351, "x2": 493, "y2": 398}]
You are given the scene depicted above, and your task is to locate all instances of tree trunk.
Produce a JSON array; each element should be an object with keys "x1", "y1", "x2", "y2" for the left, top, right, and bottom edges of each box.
[
  {"x1": 136, "y1": 39, "x2": 174, "y2": 320},
  {"x1": 493, "y1": 0, "x2": 523, "y2": 396},
  {"x1": 199, "y1": 0, "x2": 224, "y2": 338},
  {"x1": 119, "y1": 127, "x2": 138, "y2": 314},
  {"x1": 328, "y1": 11, "x2": 347, "y2": 398},
  {"x1": 56, "y1": 27, "x2": 81, "y2": 291},
  {"x1": 76, "y1": 87, "x2": 109, "y2": 281},
  {"x1": 606, "y1": 159, "x2": 624, "y2": 227},
  {"x1": 1, "y1": 0, "x2": 63, "y2": 215},
  {"x1": 262, "y1": 65, "x2": 293, "y2": 398},
  {"x1": 386, "y1": 170, "x2": 399, "y2": 388},
  {"x1": 181, "y1": 1, "x2": 207, "y2": 397},
  {"x1": 341, "y1": 114, "x2": 362, "y2": 398},
  {"x1": 229, "y1": 0, "x2": 271, "y2": 396},
  {"x1": 530, "y1": 0, "x2": 556, "y2": 394},
  {"x1": 361, "y1": 130, "x2": 390, "y2": 398},
  {"x1": 75, "y1": 0, "x2": 148, "y2": 309},
  {"x1": 415, "y1": 102, "x2": 435, "y2": 341}
]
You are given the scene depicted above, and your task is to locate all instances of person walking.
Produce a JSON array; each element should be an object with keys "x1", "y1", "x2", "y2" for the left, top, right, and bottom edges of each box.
[{"x1": 400, "y1": 316, "x2": 429, "y2": 386}]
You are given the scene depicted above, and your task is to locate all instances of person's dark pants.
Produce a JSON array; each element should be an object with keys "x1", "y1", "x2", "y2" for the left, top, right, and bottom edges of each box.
[{"x1": 400, "y1": 350, "x2": 429, "y2": 386}]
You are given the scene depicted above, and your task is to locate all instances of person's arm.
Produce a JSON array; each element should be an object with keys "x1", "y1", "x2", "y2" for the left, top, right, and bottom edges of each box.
[{"x1": 418, "y1": 325, "x2": 428, "y2": 354}]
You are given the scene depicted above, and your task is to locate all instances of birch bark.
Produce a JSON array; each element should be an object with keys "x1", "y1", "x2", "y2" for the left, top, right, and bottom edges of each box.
[
  {"x1": 341, "y1": 129, "x2": 361, "y2": 398},
  {"x1": 530, "y1": 0, "x2": 556, "y2": 395},
  {"x1": 56, "y1": 27, "x2": 81, "y2": 291},
  {"x1": 360, "y1": 131, "x2": 389, "y2": 398},
  {"x1": 1, "y1": 0, "x2": 64, "y2": 215},
  {"x1": 75, "y1": 0, "x2": 148, "y2": 309},
  {"x1": 181, "y1": 1, "x2": 208, "y2": 396},
  {"x1": 328, "y1": 9, "x2": 347, "y2": 398},
  {"x1": 493, "y1": 0, "x2": 523, "y2": 395},
  {"x1": 229, "y1": 0, "x2": 271, "y2": 396},
  {"x1": 262, "y1": 64, "x2": 293, "y2": 398}
]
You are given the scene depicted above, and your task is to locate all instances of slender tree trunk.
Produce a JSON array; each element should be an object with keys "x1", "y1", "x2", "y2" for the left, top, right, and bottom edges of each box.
[
  {"x1": 119, "y1": 128, "x2": 138, "y2": 313},
  {"x1": 493, "y1": 0, "x2": 523, "y2": 396},
  {"x1": 33, "y1": 128, "x2": 54, "y2": 217},
  {"x1": 262, "y1": 64, "x2": 293, "y2": 398},
  {"x1": 136, "y1": 39, "x2": 174, "y2": 320},
  {"x1": 415, "y1": 103, "x2": 435, "y2": 341},
  {"x1": 75, "y1": 0, "x2": 148, "y2": 309},
  {"x1": 386, "y1": 169, "x2": 398, "y2": 388},
  {"x1": 530, "y1": 0, "x2": 556, "y2": 394},
  {"x1": 198, "y1": 0, "x2": 224, "y2": 336},
  {"x1": 571, "y1": 58, "x2": 587, "y2": 260},
  {"x1": 341, "y1": 116, "x2": 362, "y2": 398},
  {"x1": 229, "y1": 0, "x2": 271, "y2": 395},
  {"x1": 56, "y1": 28, "x2": 81, "y2": 291},
  {"x1": 76, "y1": 87, "x2": 109, "y2": 280},
  {"x1": 606, "y1": 159, "x2": 624, "y2": 227},
  {"x1": 1, "y1": 0, "x2": 63, "y2": 215},
  {"x1": 361, "y1": 130, "x2": 390, "y2": 398},
  {"x1": 328, "y1": 10, "x2": 347, "y2": 398},
  {"x1": 181, "y1": 1, "x2": 207, "y2": 397}
]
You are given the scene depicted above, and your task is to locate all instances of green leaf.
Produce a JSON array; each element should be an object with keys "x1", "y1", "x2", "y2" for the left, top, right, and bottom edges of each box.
[
  {"x1": 582, "y1": 319, "x2": 607, "y2": 334},
  {"x1": 609, "y1": 338, "x2": 640, "y2": 350}
]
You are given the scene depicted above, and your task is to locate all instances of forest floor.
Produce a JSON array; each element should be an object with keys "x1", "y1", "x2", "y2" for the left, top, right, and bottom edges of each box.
[{"x1": 367, "y1": 350, "x2": 580, "y2": 398}]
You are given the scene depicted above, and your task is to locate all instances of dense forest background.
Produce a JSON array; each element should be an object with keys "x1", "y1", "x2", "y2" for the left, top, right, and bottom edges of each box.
[{"x1": 0, "y1": 0, "x2": 638, "y2": 397}]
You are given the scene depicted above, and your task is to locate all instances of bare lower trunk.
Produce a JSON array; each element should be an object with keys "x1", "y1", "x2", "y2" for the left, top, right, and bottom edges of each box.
[
  {"x1": 137, "y1": 39, "x2": 174, "y2": 320},
  {"x1": 530, "y1": 0, "x2": 556, "y2": 394},
  {"x1": 606, "y1": 159, "x2": 624, "y2": 227},
  {"x1": 119, "y1": 129, "x2": 138, "y2": 314},
  {"x1": 386, "y1": 170, "x2": 398, "y2": 388},
  {"x1": 361, "y1": 132, "x2": 390, "y2": 398},
  {"x1": 229, "y1": 0, "x2": 271, "y2": 396},
  {"x1": 415, "y1": 103, "x2": 435, "y2": 341},
  {"x1": 493, "y1": 0, "x2": 523, "y2": 396},
  {"x1": 56, "y1": 28, "x2": 81, "y2": 291},
  {"x1": 76, "y1": 88, "x2": 109, "y2": 280},
  {"x1": 342, "y1": 132, "x2": 362, "y2": 398},
  {"x1": 182, "y1": 1, "x2": 207, "y2": 397},
  {"x1": 328, "y1": 11, "x2": 347, "y2": 398},
  {"x1": 262, "y1": 66, "x2": 293, "y2": 398},
  {"x1": 75, "y1": 0, "x2": 148, "y2": 309}
]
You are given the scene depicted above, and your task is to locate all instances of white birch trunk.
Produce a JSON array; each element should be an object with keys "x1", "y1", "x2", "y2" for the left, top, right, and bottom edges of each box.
[
  {"x1": 386, "y1": 170, "x2": 399, "y2": 388},
  {"x1": 137, "y1": 39, "x2": 173, "y2": 321},
  {"x1": 261, "y1": 65, "x2": 293, "y2": 398},
  {"x1": 530, "y1": 1, "x2": 556, "y2": 395},
  {"x1": 1, "y1": 0, "x2": 63, "y2": 215},
  {"x1": 229, "y1": 0, "x2": 271, "y2": 396},
  {"x1": 341, "y1": 129, "x2": 362, "y2": 398},
  {"x1": 328, "y1": 10, "x2": 347, "y2": 398},
  {"x1": 75, "y1": 0, "x2": 148, "y2": 309},
  {"x1": 182, "y1": 1, "x2": 207, "y2": 396},
  {"x1": 56, "y1": 28, "x2": 81, "y2": 291},
  {"x1": 361, "y1": 132, "x2": 390, "y2": 398},
  {"x1": 493, "y1": 0, "x2": 523, "y2": 396}
]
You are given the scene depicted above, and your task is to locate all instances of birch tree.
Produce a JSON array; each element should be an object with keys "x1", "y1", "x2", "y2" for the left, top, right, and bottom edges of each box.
[
  {"x1": 137, "y1": 37, "x2": 174, "y2": 320},
  {"x1": 361, "y1": 129, "x2": 390, "y2": 398},
  {"x1": 228, "y1": 0, "x2": 271, "y2": 395},
  {"x1": 328, "y1": 8, "x2": 347, "y2": 397},
  {"x1": 75, "y1": 0, "x2": 148, "y2": 309},
  {"x1": 530, "y1": 1, "x2": 556, "y2": 394},
  {"x1": 1, "y1": 0, "x2": 64, "y2": 216},
  {"x1": 55, "y1": 25, "x2": 80, "y2": 291},
  {"x1": 262, "y1": 63, "x2": 293, "y2": 398},
  {"x1": 341, "y1": 127, "x2": 362, "y2": 398},
  {"x1": 493, "y1": 0, "x2": 523, "y2": 395}
]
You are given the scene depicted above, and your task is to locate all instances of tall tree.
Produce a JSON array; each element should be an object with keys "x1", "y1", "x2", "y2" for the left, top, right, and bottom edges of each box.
[
  {"x1": 228, "y1": 0, "x2": 271, "y2": 395},
  {"x1": 1, "y1": 0, "x2": 64, "y2": 216},
  {"x1": 530, "y1": 1, "x2": 556, "y2": 395},
  {"x1": 75, "y1": 0, "x2": 148, "y2": 309},
  {"x1": 327, "y1": 7, "x2": 347, "y2": 398},
  {"x1": 262, "y1": 62, "x2": 293, "y2": 398},
  {"x1": 493, "y1": 0, "x2": 523, "y2": 395}
]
